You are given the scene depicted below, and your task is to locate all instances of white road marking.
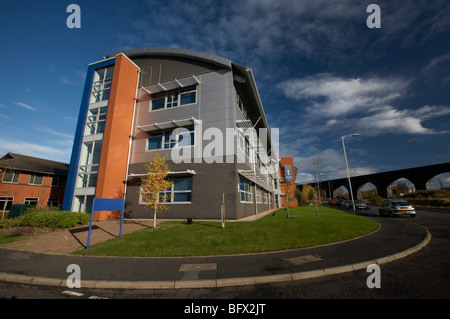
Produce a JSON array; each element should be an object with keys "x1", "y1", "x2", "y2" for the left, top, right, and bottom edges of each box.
[
  {"x1": 62, "y1": 290, "x2": 84, "y2": 297},
  {"x1": 284, "y1": 254, "x2": 323, "y2": 265}
]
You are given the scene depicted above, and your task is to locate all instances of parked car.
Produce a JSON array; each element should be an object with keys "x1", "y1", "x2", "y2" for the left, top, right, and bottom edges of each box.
[
  {"x1": 379, "y1": 200, "x2": 416, "y2": 218},
  {"x1": 354, "y1": 200, "x2": 367, "y2": 210},
  {"x1": 336, "y1": 198, "x2": 346, "y2": 207},
  {"x1": 343, "y1": 200, "x2": 353, "y2": 209},
  {"x1": 343, "y1": 200, "x2": 367, "y2": 210},
  {"x1": 329, "y1": 198, "x2": 338, "y2": 206}
]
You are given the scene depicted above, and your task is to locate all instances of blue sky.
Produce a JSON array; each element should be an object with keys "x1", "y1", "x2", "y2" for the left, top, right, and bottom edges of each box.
[{"x1": 1, "y1": 0, "x2": 449, "y2": 188}]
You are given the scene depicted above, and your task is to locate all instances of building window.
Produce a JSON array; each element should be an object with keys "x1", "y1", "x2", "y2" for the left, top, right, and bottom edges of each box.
[
  {"x1": 76, "y1": 140, "x2": 102, "y2": 188},
  {"x1": 140, "y1": 176, "x2": 192, "y2": 204},
  {"x1": 236, "y1": 93, "x2": 248, "y2": 120},
  {"x1": 47, "y1": 198, "x2": 59, "y2": 207},
  {"x1": 166, "y1": 92, "x2": 179, "y2": 108},
  {"x1": 73, "y1": 195, "x2": 94, "y2": 213},
  {"x1": 2, "y1": 171, "x2": 19, "y2": 183},
  {"x1": 237, "y1": 129, "x2": 253, "y2": 160},
  {"x1": 239, "y1": 176, "x2": 253, "y2": 203},
  {"x1": 150, "y1": 87, "x2": 197, "y2": 111},
  {"x1": 85, "y1": 106, "x2": 107, "y2": 135},
  {"x1": 263, "y1": 191, "x2": 268, "y2": 204},
  {"x1": 0, "y1": 197, "x2": 14, "y2": 211},
  {"x1": 90, "y1": 66, "x2": 114, "y2": 104},
  {"x1": 256, "y1": 186, "x2": 263, "y2": 204},
  {"x1": 24, "y1": 197, "x2": 39, "y2": 206},
  {"x1": 172, "y1": 176, "x2": 192, "y2": 202},
  {"x1": 29, "y1": 174, "x2": 43, "y2": 185},
  {"x1": 147, "y1": 126, "x2": 195, "y2": 151},
  {"x1": 51, "y1": 176, "x2": 63, "y2": 187}
]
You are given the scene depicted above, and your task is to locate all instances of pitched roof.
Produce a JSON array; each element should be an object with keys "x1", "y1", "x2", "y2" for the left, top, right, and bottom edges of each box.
[{"x1": 0, "y1": 153, "x2": 69, "y2": 176}]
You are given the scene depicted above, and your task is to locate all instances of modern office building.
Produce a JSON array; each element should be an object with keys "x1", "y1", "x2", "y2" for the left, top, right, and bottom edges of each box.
[
  {"x1": 0, "y1": 153, "x2": 68, "y2": 215},
  {"x1": 62, "y1": 48, "x2": 281, "y2": 220}
]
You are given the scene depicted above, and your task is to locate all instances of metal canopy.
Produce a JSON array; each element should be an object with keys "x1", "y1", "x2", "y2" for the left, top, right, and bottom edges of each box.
[
  {"x1": 128, "y1": 169, "x2": 197, "y2": 177},
  {"x1": 137, "y1": 117, "x2": 200, "y2": 132},
  {"x1": 141, "y1": 75, "x2": 200, "y2": 95},
  {"x1": 238, "y1": 169, "x2": 275, "y2": 193}
]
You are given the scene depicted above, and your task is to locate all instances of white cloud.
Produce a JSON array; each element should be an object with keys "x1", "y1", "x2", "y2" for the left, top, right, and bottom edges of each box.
[
  {"x1": 422, "y1": 52, "x2": 450, "y2": 73},
  {"x1": 0, "y1": 138, "x2": 71, "y2": 163},
  {"x1": 64, "y1": 116, "x2": 78, "y2": 122},
  {"x1": 13, "y1": 102, "x2": 37, "y2": 111},
  {"x1": 279, "y1": 74, "x2": 407, "y2": 117},
  {"x1": 274, "y1": 73, "x2": 450, "y2": 182},
  {"x1": 292, "y1": 147, "x2": 377, "y2": 184},
  {"x1": 0, "y1": 127, "x2": 74, "y2": 163},
  {"x1": 358, "y1": 105, "x2": 450, "y2": 135},
  {"x1": 120, "y1": 0, "x2": 372, "y2": 71},
  {"x1": 278, "y1": 74, "x2": 450, "y2": 136},
  {"x1": 34, "y1": 126, "x2": 74, "y2": 140}
]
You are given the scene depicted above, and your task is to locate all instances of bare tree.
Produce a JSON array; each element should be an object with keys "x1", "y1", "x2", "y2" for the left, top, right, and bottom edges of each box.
[{"x1": 311, "y1": 156, "x2": 322, "y2": 216}]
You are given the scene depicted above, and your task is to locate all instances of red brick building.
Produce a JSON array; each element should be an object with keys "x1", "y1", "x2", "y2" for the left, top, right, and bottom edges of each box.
[
  {"x1": 279, "y1": 156, "x2": 298, "y2": 207},
  {"x1": 0, "y1": 153, "x2": 68, "y2": 216}
]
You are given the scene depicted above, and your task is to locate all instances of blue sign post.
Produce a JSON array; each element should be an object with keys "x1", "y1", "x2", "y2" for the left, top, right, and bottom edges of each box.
[
  {"x1": 366, "y1": 206, "x2": 374, "y2": 221},
  {"x1": 284, "y1": 165, "x2": 293, "y2": 182},
  {"x1": 284, "y1": 165, "x2": 293, "y2": 219},
  {"x1": 86, "y1": 198, "x2": 125, "y2": 250}
]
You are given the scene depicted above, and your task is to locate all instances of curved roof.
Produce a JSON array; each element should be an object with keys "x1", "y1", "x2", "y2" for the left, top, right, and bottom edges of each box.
[
  {"x1": 104, "y1": 47, "x2": 277, "y2": 158},
  {"x1": 105, "y1": 47, "x2": 234, "y2": 70}
]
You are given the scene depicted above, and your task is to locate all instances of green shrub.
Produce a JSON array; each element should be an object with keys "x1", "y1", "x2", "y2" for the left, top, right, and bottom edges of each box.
[
  {"x1": 0, "y1": 211, "x2": 90, "y2": 229},
  {"x1": 368, "y1": 194, "x2": 385, "y2": 205},
  {"x1": 23, "y1": 205, "x2": 61, "y2": 214},
  {"x1": 404, "y1": 189, "x2": 450, "y2": 199},
  {"x1": 406, "y1": 198, "x2": 450, "y2": 208}
]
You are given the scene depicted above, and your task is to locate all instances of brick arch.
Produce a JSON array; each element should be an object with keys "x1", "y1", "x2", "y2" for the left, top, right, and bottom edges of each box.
[
  {"x1": 426, "y1": 172, "x2": 450, "y2": 189},
  {"x1": 356, "y1": 181, "x2": 378, "y2": 199},
  {"x1": 308, "y1": 162, "x2": 450, "y2": 200},
  {"x1": 386, "y1": 177, "x2": 416, "y2": 198}
]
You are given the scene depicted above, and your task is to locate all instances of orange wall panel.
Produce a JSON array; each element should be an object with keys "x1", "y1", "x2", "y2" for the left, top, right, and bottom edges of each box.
[
  {"x1": 95, "y1": 54, "x2": 139, "y2": 221},
  {"x1": 279, "y1": 156, "x2": 298, "y2": 207}
]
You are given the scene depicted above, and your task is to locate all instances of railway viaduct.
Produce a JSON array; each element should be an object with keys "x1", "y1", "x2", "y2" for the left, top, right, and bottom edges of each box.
[{"x1": 299, "y1": 162, "x2": 450, "y2": 199}]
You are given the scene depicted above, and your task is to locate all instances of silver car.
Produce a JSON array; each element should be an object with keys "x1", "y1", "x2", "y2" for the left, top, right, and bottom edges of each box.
[
  {"x1": 343, "y1": 200, "x2": 353, "y2": 209},
  {"x1": 379, "y1": 200, "x2": 416, "y2": 218}
]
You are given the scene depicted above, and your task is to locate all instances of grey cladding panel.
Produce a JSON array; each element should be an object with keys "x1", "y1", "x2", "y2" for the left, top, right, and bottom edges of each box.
[{"x1": 133, "y1": 56, "x2": 224, "y2": 87}]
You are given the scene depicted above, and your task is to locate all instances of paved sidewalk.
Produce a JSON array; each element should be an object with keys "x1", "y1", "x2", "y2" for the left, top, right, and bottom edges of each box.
[
  {"x1": 0, "y1": 213, "x2": 431, "y2": 289},
  {"x1": 1, "y1": 219, "x2": 155, "y2": 254}
]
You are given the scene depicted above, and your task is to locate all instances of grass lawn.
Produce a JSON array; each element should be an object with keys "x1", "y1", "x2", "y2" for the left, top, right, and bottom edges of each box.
[
  {"x1": 74, "y1": 206, "x2": 379, "y2": 257},
  {"x1": 0, "y1": 233, "x2": 27, "y2": 245}
]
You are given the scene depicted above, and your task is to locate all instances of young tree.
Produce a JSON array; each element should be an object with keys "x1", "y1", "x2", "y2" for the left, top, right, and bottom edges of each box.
[
  {"x1": 311, "y1": 156, "x2": 322, "y2": 216},
  {"x1": 294, "y1": 188, "x2": 302, "y2": 206},
  {"x1": 301, "y1": 184, "x2": 315, "y2": 206},
  {"x1": 140, "y1": 153, "x2": 173, "y2": 228}
]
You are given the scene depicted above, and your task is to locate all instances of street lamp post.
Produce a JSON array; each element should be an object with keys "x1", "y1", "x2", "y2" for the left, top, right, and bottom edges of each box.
[{"x1": 342, "y1": 133, "x2": 359, "y2": 211}]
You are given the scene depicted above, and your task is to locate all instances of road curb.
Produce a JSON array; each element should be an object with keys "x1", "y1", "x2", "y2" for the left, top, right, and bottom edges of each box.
[{"x1": 0, "y1": 225, "x2": 431, "y2": 290}]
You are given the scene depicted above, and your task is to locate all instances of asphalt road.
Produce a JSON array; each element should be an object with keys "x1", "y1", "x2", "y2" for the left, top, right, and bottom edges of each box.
[{"x1": 0, "y1": 207, "x2": 448, "y2": 301}]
